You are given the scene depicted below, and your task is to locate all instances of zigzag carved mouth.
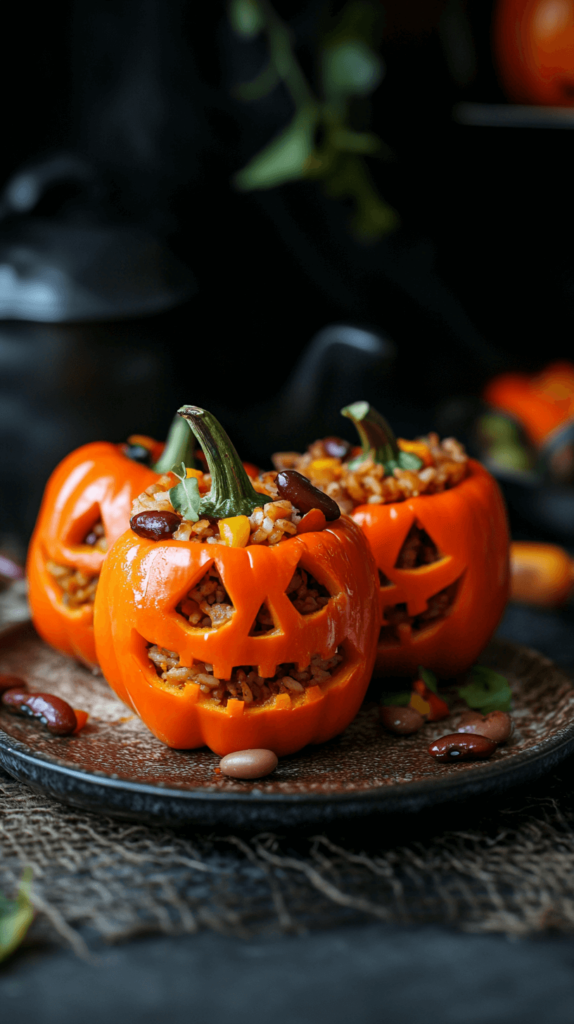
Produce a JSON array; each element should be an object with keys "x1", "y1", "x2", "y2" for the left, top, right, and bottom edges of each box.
[
  {"x1": 146, "y1": 643, "x2": 345, "y2": 708},
  {"x1": 379, "y1": 577, "x2": 462, "y2": 647}
]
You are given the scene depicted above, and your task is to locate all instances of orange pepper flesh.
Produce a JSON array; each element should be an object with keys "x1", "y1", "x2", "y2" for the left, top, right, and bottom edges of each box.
[
  {"x1": 72, "y1": 709, "x2": 90, "y2": 733},
  {"x1": 352, "y1": 459, "x2": 510, "y2": 678},
  {"x1": 94, "y1": 516, "x2": 379, "y2": 756},
  {"x1": 297, "y1": 508, "x2": 327, "y2": 534},
  {"x1": 27, "y1": 441, "x2": 159, "y2": 668}
]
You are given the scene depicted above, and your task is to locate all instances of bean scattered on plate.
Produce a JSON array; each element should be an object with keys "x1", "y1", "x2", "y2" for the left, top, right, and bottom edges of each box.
[{"x1": 219, "y1": 749, "x2": 278, "y2": 779}]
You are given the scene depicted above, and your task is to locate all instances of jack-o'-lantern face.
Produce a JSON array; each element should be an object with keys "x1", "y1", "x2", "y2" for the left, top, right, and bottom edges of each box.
[
  {"x1": 352, "y1": 460, "x2": 510, "y2": 678},
  {"x1": 27, "y1": 441, "x2": 158, "y2": 667},
  {"x1": 495, "y1": 0, "x2": 574, "y2": 106},
  {"x1": 132, "y1": 543, "x2": 350, "y2": 684},
  {"x1": 93, "y1": 517, "x2": 380, "y2": 755},
  {"x1": 377, "y1": 519, "x2": 465, "y2": 646}
]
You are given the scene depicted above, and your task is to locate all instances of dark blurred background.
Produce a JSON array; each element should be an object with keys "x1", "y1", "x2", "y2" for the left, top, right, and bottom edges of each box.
[{"x1": 1, "y1": 0, "x2": 573, "y2": 548}]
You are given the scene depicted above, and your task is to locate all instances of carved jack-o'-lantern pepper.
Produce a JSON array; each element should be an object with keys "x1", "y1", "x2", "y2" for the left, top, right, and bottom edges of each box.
[
  {"x1": 280, "y1": 404, "x2": 510, "y2": 679},
  {"x1": 27, "y1": 417, "x2": 195, "y2": 669},
  {"x1": 339, "y1": 403, "x2": 510, "y2": 678},
  {"x1": 94, "y1": 407, "x2": 379, "y2": 756}
]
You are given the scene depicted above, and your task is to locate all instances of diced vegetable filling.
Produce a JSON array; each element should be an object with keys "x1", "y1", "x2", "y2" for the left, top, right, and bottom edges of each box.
[
  {"x1": 45, "y1": 520, "x2": 107, "y2": 608},
  {"x1": 45, "y1": 562, "x2": 99, "y2": 608},
  {"x1": 268, "y1": 433, "x2": 468, "y2": 513},
  {"x1": 82, "y1": 520, "x2": 108, "y2": 553},
  {"x1": 131, "y1": 476, "x2": 302, "y2": 547},
  {"x1": 147, "y1": 644, "x2": 344, "y2": 707}
]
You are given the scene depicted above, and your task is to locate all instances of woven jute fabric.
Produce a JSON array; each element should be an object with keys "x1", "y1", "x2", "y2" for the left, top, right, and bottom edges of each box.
[{"x1": 2, "y1": 765, "x2": 574, "y2": 956}]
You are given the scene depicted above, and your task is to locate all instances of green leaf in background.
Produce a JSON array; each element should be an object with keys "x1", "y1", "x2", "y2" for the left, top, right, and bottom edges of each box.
[
  {"x1": 457, "y1": 665, "x2": 513, "y2": 714},
  {"x1": 322, "y1": 40, "x2": 384, "y2": 99},
  {"x1": 234, "y1": 108, "x2": 317, "y2": 191},
  {"x1": 418, "y1": 667, "x2": 438, "y2": 694},
  {"x1": 169, "y1": 464, "x2": 201, "y2": 522},
  {"x1": 0, "y1": 868, "x2": 34, "y2": 963},
  {"x1": 380, "y1": 691, "x2": 411, "y2": 707},
  {"x1": 229, "y1": 0, "x2": 263, "y2": 38}
]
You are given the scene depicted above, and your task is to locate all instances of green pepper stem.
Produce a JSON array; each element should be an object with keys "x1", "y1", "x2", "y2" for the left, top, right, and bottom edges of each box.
[
  {"x1": 341, "y1": 401, "x2": 399, "y2": 468},
  {"x1": 152, "y1": 415, "x2": 197, "y2": 474},
  {"x1": 178, "y1": 406, "x2": 262, "y2": 519}
]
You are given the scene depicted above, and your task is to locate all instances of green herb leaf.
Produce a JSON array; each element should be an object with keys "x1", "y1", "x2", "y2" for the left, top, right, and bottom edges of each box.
[
  {"x1": 228, "y1": 0, "x2": 263, "y2": 38},
  {"x1": 457, "y1": 665, "x2": 513, "y2": 714},
  {"x1": 418, "y1": 666, "x2": 438, "y2": 694},
  {"x1": 398, "y1": 451, "x2": 424, "y2": 472},
  {"x1": 0, "y1": 868, "x2": 34, "y2": 963},
  {"x1": 169, "y1": 464, "x2": 201, "y2": 522},
  {"x1": 234, "y1": 108, "x2": 317, "y2": 191},
  {"x1": 380, "y1": 691, "x2": 411, "y2": 707}
]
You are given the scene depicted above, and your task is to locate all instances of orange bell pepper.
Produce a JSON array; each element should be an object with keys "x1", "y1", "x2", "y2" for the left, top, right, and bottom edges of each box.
[
  {"x1": 341, "y1": 403, "x2": 510, "y2": 678},
  {"x1": 94, "y1": 407, "x2": 380, "y2": 756},
  {"x1": 27, "y1": 416, "x2": 195, "y2": 668}
]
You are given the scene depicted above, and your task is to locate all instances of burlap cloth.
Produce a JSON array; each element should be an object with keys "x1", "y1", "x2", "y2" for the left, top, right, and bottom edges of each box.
[{"x1": 2, "y1": 762, "x2": 574, "y2": 957}]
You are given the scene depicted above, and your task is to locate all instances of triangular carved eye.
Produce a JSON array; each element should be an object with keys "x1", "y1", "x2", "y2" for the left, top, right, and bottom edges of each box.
[
  {"x1": 379, "y1": 569, "x2": 392, "y2": 588},
  {"x1": 250, "y1": 601, "x2": 276, "y2": 636},
  {"x1": 177, "y1": 565, "x2": 235, "y2": 630},
  {"x1": 286, "y1": 565, "x2": 331, "y2": 616},
  {"x1": 394, "y1": 522, "x2": 441, "y2": 569},
  {"x1": 82, "y1": 518, "x2": 108, "y2": 552}
]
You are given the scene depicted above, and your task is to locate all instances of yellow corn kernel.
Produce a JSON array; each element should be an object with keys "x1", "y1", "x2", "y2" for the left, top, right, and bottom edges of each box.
[
  {"x1": 307, "y1": 457, "x2": 342, "y2": 483},
  {"x1": 409, "y1": 692, "x2": 430, "y2": 717},
  {"x1": 397, "y1": 439, "x2": 433, "y2": 467},
  {"x1": 186, "y1": 468, "x2": 203, "y2": 479},
  {"x1": 219, "y1": 515, "x2": 251, "y2": 548}
]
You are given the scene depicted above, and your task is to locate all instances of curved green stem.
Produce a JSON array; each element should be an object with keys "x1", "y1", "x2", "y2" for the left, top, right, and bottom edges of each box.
[
  {"x1": 178, "y1": 406, "x2": 262, "y2": 518},
  {"x1": 152, "y1": 415, "x2": 196, "y2": 474},
  {"x1": 341, "y1": 401, "x2": 422, "y2": 473}
]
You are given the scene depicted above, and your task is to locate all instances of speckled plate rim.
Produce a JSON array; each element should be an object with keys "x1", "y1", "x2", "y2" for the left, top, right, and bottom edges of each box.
[{"x1": 2, "y1": 682, "x2": 574, "y2": 828}]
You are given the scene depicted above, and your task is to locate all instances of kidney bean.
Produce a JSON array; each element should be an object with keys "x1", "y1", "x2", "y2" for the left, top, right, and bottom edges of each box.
[
  {"x1": 2, "y1": 687, "x2": 29, "y2": 710},
  {"x1": 219, "y1": 748, "x2": 278, "y2": 779},
  {"x1": 276, "y1": 470, "x2": 341, "y2": 521},
  {"x1": 429, "y1": 734, "x2": 498, "y2": 762},
  {"x1": 2, "y1": 689, "x2": 77, "y2": 736},
  {"x1": 457, "y1": 710, "x2": 512, "y2": 744},
  {"x1": 0, "y1": 673, "x2": 28, "y2": 694},
  {"x1": 323, "y1": 437, "x2": 351, "y2": 459},
  {"x1": 130, "y1": 510, "x2": 182, "y2": 540},
  {"x1": 380, "y1": 706, "x2": 424, "y2": 735},
  {"x1": 22, "y1": 694, "x2": 77, "y2": 736}
]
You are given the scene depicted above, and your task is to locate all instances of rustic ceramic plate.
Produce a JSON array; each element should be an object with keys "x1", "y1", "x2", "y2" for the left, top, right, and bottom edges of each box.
[{"x1": 1, "y1": 621, "x2": 574, "y2": 829}]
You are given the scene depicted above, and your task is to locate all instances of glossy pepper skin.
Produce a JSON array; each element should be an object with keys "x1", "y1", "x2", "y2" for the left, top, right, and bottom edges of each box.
[
  {"x1": 93, "y1": 407, "x2": 380, "y2": 756},
  {"x1": 341, "y1": 404, "x2": 510, "y2": 679},
  {"x1": 27, "y1": 441, "x2": 161, "y2": 668},
  {"x1": 27, "y1": 417, "x2": 195, "y2": 669}
]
